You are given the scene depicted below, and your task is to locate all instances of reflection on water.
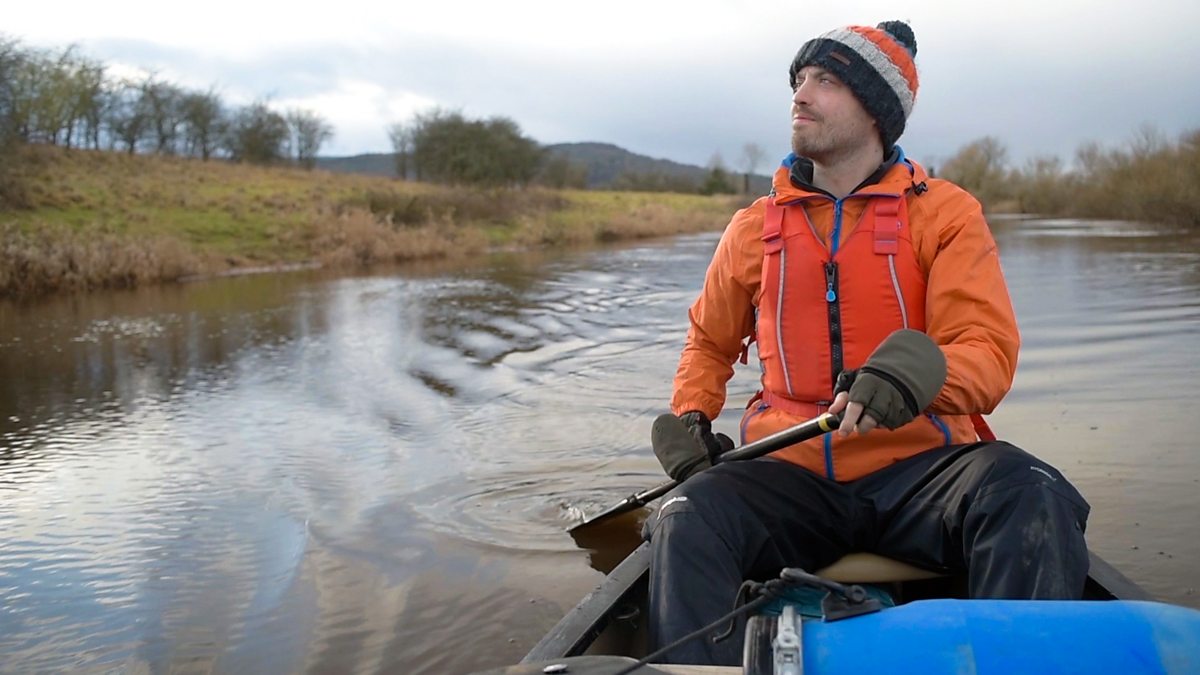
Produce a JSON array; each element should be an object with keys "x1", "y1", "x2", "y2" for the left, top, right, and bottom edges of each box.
[
  {"x1": 1, "y1": 219, "x2": 1198, "y2": 672},
  {"x1": 984, "y1": 217, "x2": 1200, "y2": 610}
]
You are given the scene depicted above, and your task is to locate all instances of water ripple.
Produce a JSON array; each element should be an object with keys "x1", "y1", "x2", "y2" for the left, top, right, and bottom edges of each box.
[{"x1": 409, "y1": 465, "x2": 661, "y2": 553}]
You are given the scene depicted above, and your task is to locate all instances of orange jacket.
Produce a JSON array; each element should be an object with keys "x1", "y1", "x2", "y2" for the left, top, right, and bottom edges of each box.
[{"x1": 671, "y1": 155, "x2": 1019, "y2": 481}]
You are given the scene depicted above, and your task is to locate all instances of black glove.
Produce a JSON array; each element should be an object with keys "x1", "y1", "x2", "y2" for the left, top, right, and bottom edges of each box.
[
  {"x1": 651, "y1": 411, "x2": 734, "y2": 482},
  {"x1": 679, "y1": 411, "x2": 735, "y2": 459},
  {"x1": 836, "y1": 329, "x2": 947, "y2": 430}
]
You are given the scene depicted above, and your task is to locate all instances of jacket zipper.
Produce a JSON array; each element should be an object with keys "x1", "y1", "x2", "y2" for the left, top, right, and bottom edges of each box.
[
  {"x1": 823, "y1": 199, "x2": 846, "y2": 479},
  {"x1": 824, "y1": 260, "x2": 843, "y2": 389}
]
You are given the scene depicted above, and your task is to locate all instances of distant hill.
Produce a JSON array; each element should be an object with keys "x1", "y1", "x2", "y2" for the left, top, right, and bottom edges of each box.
[
  {"x1": 542, "y1": 142, "x2": 696, "y2": 188},
  {"x1": 314, "y1": 152, "x2": 397, "y2": 178},
  {"x1": 315, "y1": 142, "x2": 773, "y2": 193}
]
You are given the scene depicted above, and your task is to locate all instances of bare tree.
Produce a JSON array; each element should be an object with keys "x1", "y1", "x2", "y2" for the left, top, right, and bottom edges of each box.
[
  {"x1": 286, "y1": 108, "x2": 333, "y2": 170},
  {"x1": 940, "y1": 136, "x2": 1012, "y2": 206},
  {"x1": 0, "y1": 36, "x2": 26, "y2": 207},
  {"x1": 105, "y1": 78, "x2": 151, "y2": 154},
  {"x1": 1, "y1": 42, "x2": 102, "y2": 148},
  {"x1": 387, "y1": 121, "x2": 413, "y2": 179},
  {"x1": 180, "y1": 88, "x2": 224, "y2": 160},
  {"x1": 5, "y1": 45, "x2": 49, "y2": 143},
  {"x1": 71, "y1": 58, "x2": 107, "y2": 150},
  {"x1": 702, "y1": 152, "x2": 736, "y2": 195},
  {"x1": 0, "y1": 36, "x2": 24, "y2": 147},
  {"x1": 141, "y1": 77, "x2": 184, "y2": 154},
  {"x1": 741, "y1": 142, "x2": 766, "y2": 194},
  {"x1": 41, "y1": 46, "x2": 78, "y2": 146},
  {"x1": 1128, "y1": 123, "x2": 1166, "y2": 160}
]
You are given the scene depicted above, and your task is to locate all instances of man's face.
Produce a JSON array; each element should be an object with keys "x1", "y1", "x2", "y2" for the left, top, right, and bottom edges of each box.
[{"x1": 790, "y1": 65, "x2": 878, "y2": 162}]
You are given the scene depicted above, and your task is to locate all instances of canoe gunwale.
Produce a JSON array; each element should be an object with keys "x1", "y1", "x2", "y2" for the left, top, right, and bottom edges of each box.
[
  {"x1": 522, "y1": 541, "x2": 653, "y2": 663},
  {"x1": 1084, "y1": 550, "x2": 1154, "y2": 601},
  {"x1": 523, "y1": 546, "x2": 1154, "y2": 663}
]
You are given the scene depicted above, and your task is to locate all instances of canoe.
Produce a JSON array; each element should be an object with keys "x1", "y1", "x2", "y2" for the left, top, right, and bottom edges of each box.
[{"x1": 508, "y1": 543, "x2": 1200, "y2": 675}]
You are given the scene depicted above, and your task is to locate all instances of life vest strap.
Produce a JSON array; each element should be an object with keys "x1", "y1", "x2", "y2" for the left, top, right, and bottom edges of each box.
[
  {"x1": 873, "y1": 197, "x2": 901, "y2": 255},
  {"x1": 763, "y1": 202, "x2": 784, "y2": 255},
  {"x1": 762, "y1": 392, "x2": 999, "y2": 443},
  {"x1": 759, "y1": 390, "x2": 824, "y2": 418},
  {"x1": 971, "y1": 413, "x2": 997, "y2": 442}
]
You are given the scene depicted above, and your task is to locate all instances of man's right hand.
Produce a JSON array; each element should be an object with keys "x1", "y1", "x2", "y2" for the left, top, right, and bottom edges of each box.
[
  {"x1": 829, "y1": 329, "x2": 947, "y2": 437},
  {"x1": 651, "y1": 411, "x2": 734, "y2": 481}
]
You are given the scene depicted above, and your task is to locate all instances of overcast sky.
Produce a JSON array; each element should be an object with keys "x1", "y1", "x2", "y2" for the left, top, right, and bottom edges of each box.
[{"x1": 6, "y1": 0, "x2": 1200, "y2": 170}]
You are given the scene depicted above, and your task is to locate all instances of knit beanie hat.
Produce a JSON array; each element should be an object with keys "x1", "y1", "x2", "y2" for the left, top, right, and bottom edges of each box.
[{"x1": 789, "y1": 20, "x2": 919, "y2": 149}]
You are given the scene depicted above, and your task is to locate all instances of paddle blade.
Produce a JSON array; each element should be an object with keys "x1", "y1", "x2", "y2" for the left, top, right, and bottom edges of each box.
[
  {"x1": 567, "y1": 479, "x2": 676, "y2": 536},
  {"x1": 568, "y1": 414, "x2": 693, "y2": 536},
  {"x1": 568, "y1": 506, "x2": 648, "y2": 573}
]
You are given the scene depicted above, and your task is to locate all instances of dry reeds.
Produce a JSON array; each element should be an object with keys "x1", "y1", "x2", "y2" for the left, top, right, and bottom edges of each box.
[
  {"x1": 306, "y1": 207, "x2": 488, "y2": 267},
  {"x1": 1057, "y1": 128, "x2": 1200, "y2": 227},
  {"x1": 941, "y1": 127, "x2": 1200, "y2": 228},
  {"x1": 0, "y1": 222, "x2": 204, "y2": 298},
  {"x1": 351, "y1": 186, "x2": 569, "y2": 227}
]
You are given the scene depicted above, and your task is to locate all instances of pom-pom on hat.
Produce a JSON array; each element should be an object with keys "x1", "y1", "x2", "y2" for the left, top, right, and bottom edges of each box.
[{"x1": 789, "y1": 20, "x2": 919, "y2": 149}]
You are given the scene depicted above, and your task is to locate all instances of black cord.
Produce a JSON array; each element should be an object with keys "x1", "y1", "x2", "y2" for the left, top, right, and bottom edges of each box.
[
  {"x1": 710, "y1": 578, "x2": 764, "y2": 643},
  {"x1": 607, "y1": 568, "x2": 871, "y2": 675},
  {"x1": 779, "y1": 567, "x2": 865, "y2": 603},
  {"x1": 609, "y1": 578, "x2": 790, "y2": 675}
]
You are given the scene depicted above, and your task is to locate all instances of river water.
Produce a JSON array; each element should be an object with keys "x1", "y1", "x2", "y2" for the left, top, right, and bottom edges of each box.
[{"x1": 1, "y1": 216, "x2": 1198, "y2": 673}]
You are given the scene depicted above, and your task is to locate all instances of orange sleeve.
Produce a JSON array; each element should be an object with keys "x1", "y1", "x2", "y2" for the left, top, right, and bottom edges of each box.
[
  {"x1": 919, "y1": 183, "x2": 1020, "y2": 415},
  {"x1": 670, "y1": 200, "x2": 764, "y2": 420}
]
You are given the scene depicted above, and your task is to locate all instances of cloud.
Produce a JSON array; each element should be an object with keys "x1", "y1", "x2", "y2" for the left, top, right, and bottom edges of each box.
[{"x1": 5, "y1": 0, "x2": 1199, "y2": 168}]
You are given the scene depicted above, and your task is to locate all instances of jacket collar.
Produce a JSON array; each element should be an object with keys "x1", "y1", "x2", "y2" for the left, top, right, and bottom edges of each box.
[{"x1": 772, "y1": 146, "x2": 928, "y2": 202}]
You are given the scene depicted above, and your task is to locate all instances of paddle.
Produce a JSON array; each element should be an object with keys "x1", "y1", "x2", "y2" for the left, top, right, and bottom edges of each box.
[{"x1": 569, "y1": 411, "x2": 842, "y2": 541}]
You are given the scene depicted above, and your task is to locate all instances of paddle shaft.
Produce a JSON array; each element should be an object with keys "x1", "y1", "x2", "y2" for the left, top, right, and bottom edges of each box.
[{"x1": 570, "y1": 412, "x2": 842, "y2": 532}]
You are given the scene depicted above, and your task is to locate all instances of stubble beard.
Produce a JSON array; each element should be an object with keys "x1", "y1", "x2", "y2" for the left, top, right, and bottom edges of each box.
[
  {"x1": 790, "y1": 127, "x2": 834, "y2": 162},
  {"x1": 790, "y1": 115, "x2": 877, "y2": 165}
]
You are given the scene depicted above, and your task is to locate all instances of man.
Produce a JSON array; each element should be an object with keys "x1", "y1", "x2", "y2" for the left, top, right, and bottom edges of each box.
[{"x1": 648, "y1": 20, "x2": 1091, "y2": 665}]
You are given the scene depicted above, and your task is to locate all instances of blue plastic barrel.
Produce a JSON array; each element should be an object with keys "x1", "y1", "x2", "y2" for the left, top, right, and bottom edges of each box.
[{"x1": 802, "y1": 599, "x2": 1200, "y2": 674}]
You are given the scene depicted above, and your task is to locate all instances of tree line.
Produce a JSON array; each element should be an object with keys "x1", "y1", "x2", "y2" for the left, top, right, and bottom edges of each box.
[
  {"x1": 937, "y1": 126, "x2": 1200, "y2": 228},
  {"x1": 1, "y1": 34, "x2": 763, "y2": 198},
  {"x1": 0, "y1": 36, "x2": 332, "y2": 168},
  {"x1": 385, "y1": 109, "x2": 758, "y2": 194}
]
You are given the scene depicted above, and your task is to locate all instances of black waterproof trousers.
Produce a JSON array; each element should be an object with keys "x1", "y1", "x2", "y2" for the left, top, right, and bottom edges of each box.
[{"x1": 645, "y1": 441, "x2": 1091, "y2": 665}]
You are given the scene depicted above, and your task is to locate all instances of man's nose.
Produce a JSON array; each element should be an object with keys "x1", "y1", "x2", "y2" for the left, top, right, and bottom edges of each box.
[{"x1": 792, "y1": 82, "x2": 810, "y2": 105}]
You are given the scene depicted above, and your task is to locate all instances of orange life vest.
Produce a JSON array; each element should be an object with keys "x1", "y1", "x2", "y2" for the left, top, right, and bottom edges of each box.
[
  {"x1": 758, "y1": 192, "x2": 925, "y2": 412},
  {"x1": 745, "y1": 177, "x2": 991, "y2": 480}
]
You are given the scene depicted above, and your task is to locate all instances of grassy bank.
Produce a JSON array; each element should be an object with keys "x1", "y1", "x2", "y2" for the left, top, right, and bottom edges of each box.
[{"x1": 0, "y1": 146, "x2": 742, "y2": 298}]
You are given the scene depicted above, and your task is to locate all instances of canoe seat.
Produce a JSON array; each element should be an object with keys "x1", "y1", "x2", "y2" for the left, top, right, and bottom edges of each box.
[{"x1": 815, "y1": 552, "x2": 944, "y2": 583}]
